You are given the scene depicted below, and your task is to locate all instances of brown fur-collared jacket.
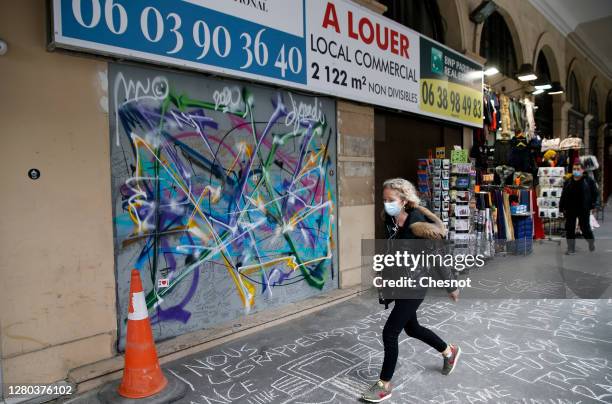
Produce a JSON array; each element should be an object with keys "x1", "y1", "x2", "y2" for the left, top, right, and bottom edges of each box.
[{"x1": 410, "y1": 205, "x2": 447, "y2": 240}]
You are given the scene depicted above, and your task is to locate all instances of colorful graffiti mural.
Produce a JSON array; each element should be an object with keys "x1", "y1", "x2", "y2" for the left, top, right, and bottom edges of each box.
[{"x1": 109, "y1": 64, "x2": 337, "y2": 348}]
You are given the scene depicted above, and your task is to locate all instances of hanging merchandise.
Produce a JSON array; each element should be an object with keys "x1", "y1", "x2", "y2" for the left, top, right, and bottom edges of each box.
[
  {"x1": 559, "y1": 137, "x2": 584, "y2": 150},
  {"x1": 523, "y1": 98, "x2": 537, "y2": 138},
  {"x1": 502, "y1": 192, "x2": 515, "y2": 240},
  {"x1": 483, "y1": 88, "x2": 499, "y2": 132},
  {"x1": 477, "y1": 183, "x2": 537, "y2": 255},
  {"x1": 499, "y1": 94, "x2": 512, "y2": 139},
  {"x1": 418, "y1": 154, "x2": 479, "y2": 258},
  {"x1": 542, "y1": 149, "x2": 557, "y2": 167},
  {"x1": 494, "y1": 139, "x2": 512, "y2": 166},
  {"x1": 531, "y1": 186, "x2": 545, "y2": 240},
  {"x1": 417, "y1": 158, "x2": 431, "y2": 202},
  {"x1": 579, "y1": 155, "x2": 599, "y2": 171},
  {"x1": 495, "y1": 165, "x2": 515, "y2": 186},
  {"x1": 509, "y1": 132, "x2": 535, "y2": 173},
  {"x1": 510, "y1": 99, "x2": 524, "y2": 133},
  {"x1": 529, "y1": 134, "x2": 543, "y2": 171},
  {"x1": 513, "y1": 171, "x2": 534, "y2": 187},
  {"x1": 541, "y1": 138, "x2": 560, "y2": 152},
  {"x1": 475, "y1": 191, "x2": 495, "y2": 258},
  {"x1": 537, "y1": 166, "x2": 566, "y2": 228},
  {"x1": 419, "y1": 158, "x2": 451, "y2": 228},
  {"x1": 449, "y1": 159, "x2": 476, "y2": 259}
]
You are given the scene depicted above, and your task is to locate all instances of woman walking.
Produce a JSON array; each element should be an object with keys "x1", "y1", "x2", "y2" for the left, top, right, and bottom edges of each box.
[{"x1": 362, "y1": 178, "x2": 461, "y2": 403}]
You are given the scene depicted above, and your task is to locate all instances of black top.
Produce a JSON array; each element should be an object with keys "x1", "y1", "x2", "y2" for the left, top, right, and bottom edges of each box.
[
  {"x1": 384, "y1": 207, "x2": 426, "y2": 239},
  {"x1": 559, "y1": 176, "x2": 599, "y2": 214}
]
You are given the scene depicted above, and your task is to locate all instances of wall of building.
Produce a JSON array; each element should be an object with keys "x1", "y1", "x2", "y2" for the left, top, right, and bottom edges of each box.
[{"x1": 0, "y1": 1, "x2": 117, "y2": 385}]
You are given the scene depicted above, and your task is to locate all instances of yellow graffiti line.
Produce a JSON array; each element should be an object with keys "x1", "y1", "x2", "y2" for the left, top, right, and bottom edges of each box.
[
  {"x1": 226, "y1": 144, "x2": 245, "y2": 176},
  {"x1": 296, "y1": 147, "x2": 326, "y2": 178},
  {"x1": 132, "y1": 134, "x2": 223, "y2": 247},
  {"x1": 128, "y1": 203, "x2": 140, "y2": 226},
  {"x1": 130, "y1": 135, "x2": 248, "y2": 308},
  {"x1": 238, "y1": 256, "x2": 299, "y2": 276},
  {"x1": 245, "y1": 144, "x2": 253, "y2": 159},
  {"x1": 224, "y1": 255, "x2": 255, "y2": 308},
  {"x1": 188, "y1": 185, "x2": 221, "y2": 230}
]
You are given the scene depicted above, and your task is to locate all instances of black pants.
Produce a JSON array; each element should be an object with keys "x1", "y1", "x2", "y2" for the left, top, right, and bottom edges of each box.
[
  {"x1": 380, "y1": 299, "x2": 447, "y2": 381},
  {"x1": 565, "y1": 211, "x2": 594, "y2": 248}
]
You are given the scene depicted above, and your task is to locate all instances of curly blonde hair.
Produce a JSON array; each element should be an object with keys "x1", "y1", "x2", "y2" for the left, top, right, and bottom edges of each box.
[{"x1": 382, "y1": 178, "x2": 421, "y2": 208}]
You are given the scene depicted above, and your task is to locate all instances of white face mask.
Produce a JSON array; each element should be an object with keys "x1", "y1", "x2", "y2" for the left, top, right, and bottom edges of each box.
[{"x1": 384, "y1": 201, "x2": 403, "y2": 217}]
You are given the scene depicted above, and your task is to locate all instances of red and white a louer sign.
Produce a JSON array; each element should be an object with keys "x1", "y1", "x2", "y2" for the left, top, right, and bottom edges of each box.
[
  {"x1": 320, "y1": 2, "x2": 411, "y2": 59},
  {"x1": 306, "y1": 0, "x2": 421, "y2": 113}
]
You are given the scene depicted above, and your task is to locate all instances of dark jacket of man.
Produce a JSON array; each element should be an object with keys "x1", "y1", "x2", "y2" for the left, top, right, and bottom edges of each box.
[{"x1": 559, "y1": 175, "x2": 598, "y2": 214}]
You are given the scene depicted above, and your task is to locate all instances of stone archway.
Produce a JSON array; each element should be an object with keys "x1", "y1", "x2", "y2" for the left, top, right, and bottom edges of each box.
[
  {"x1": 533, "y1": 34, "x2": 562, "y2": 83},
  {"x1": 567, "y1": 58, "x2": 588, "y2": 113},
  {"x1": 475, "y1": 5, "x2": 528, "y2": 68},
  {"x1": 437, "y1": 0, "x2": 467, "y2": 52}
]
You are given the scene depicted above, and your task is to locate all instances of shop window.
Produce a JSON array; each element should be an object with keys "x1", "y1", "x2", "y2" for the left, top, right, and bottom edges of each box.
[
  {"x1": 380, "y1": 0, "x2": 445, "y2": 43},
  {"x1": 534, "y1": 52, "x2": 553, "y2": 137},
  {"x1": 479, "y1": 12, "x2": 518, "y2": 77}
]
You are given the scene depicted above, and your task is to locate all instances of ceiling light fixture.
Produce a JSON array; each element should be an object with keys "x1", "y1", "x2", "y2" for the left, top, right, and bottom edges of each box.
[
  {"x1": 548, "y1": 81, "x2": 564, "y2": 95},
  {"x1": 535, "y1": 83, "x2": 552, "y2": 90},
  {"x1": 484, "y1": 66, "x2": 499, "y2": 76},
  {"x1": 517, "y1": 64, "x2": 537, "y2": 81}
]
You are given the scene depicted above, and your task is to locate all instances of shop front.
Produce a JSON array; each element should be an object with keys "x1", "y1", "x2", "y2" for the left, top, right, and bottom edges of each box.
[
  {"x1": 49, "y1": 0, "x2": 485, "y2": 349},
  {"x1": 108, "y1": 63, "x2": 339, "y2": 347},
  {"x1": 3, "y1": 0, "x2": 486, "y2": 389}
]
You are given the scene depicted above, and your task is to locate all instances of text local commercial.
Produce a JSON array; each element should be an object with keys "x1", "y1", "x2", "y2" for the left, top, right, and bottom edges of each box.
[{"x1": 309, "y1": 36, "x2": 416, "y2": 81}]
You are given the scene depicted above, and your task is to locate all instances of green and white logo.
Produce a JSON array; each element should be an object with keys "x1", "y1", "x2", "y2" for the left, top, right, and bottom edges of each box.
[{"x1": 431, "y1": 47, "x2": 443, "y2": 75}]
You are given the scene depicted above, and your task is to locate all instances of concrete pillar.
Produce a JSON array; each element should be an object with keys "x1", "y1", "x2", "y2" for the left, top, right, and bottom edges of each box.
[
  {"x1": 337, "y1": 102, "x2": 375, "y2": 289},
  {"x1": 597, "y1": 123, "x2": 608, "y2": 195},
  {"x1": 553, "y1": 99, "x2": 572, "y2": 139},
  {"x1": 584, "y1": 114, "x2": 594, "y2": 150}
]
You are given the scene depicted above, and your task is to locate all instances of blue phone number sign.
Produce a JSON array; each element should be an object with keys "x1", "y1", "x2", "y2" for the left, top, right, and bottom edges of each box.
[{"x1": 53, "y1": 0, "x2": 307, "y2": 85}]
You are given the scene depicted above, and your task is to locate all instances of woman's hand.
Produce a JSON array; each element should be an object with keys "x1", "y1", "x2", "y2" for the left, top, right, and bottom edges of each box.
[{"x1": 448, "y1": 289, "x2": 459, "y2": 302}]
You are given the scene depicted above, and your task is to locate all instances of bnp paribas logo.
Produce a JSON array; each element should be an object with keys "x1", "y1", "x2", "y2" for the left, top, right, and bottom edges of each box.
[
  {"x1": 431, "y1": 47, "x2": 443, "y2": 75},
  {"x1": 234, "y1": 0, "x2": 269, "y2": 13}
]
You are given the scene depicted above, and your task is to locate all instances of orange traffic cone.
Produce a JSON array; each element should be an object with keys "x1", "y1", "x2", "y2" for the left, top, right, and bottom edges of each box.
[{"x1": 118, "y1": 269, "x2": 168, "y2": 398}]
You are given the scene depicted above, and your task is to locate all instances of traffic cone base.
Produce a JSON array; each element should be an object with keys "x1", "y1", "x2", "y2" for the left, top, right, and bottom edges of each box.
[
  {"x1": 117, "y1": 269, "x2": 168, "y2": 399},
  {"x1": 118, "y1": 367, "x2": 168, "y2": 398}
]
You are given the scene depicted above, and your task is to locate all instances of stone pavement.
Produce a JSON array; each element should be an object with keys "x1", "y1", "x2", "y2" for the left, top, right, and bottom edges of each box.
[{"x1": 66, "y1": 208, "x2": 612, "y2": 404}]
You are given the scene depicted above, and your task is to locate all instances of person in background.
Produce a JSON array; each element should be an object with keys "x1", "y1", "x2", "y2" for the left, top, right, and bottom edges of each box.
[
  {"x1": 559, "y1": 162, "x2": 598, "y2": 254},
  {"x1": 361, "y1": 178, "x2": 460, "y2": 403}
]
